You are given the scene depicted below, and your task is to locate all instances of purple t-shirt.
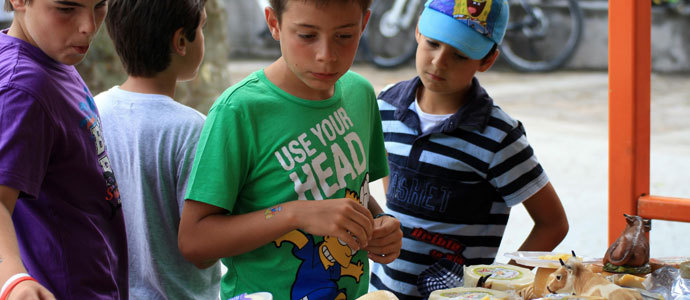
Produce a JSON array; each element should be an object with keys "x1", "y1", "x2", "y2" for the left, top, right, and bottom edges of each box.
[{"x1": 0, "y1": 31, "x2": 128, "y2": 299}]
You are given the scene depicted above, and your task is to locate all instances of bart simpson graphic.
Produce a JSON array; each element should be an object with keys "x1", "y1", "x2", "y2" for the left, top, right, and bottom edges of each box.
[{"x1": 273, "y1": 174, "x2": 371, "y2": 299}]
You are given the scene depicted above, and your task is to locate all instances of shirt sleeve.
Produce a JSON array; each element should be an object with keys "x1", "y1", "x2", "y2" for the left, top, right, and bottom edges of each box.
[
  {"x1": 184, "y1": 102, "x2": 251, "y2": 213},
  {"x1": 368, "y1": 94, "x2": 389, "y2": 182},
  {"x1": 488, "y1": 121, "x2": 549, "y2": 207},
  {"x1": 0, "y1": 88, "x2": 54, "y2": 198},
  {"x1": 175, "y1": 117, "x2": 205, "y2": 214}
]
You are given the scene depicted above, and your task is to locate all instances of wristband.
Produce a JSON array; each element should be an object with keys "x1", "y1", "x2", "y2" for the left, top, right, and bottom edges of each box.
[
  {"x1": 374, "y1": 213, "x2": 396, "y2": 219},
  {"x1": 0, "y1": 273, "x2": 36, "y2": 300}
]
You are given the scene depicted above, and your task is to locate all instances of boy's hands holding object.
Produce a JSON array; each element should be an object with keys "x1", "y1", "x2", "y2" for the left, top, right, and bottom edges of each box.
[
  {"x1": 365, "y1": 216, "x2": 403, "y2": 264},
  {"x1": 293, "y1": 198, "x2": 374, "y2": 251}
]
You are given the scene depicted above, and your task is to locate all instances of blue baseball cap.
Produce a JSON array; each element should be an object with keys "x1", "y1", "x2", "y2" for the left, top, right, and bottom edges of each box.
[{"x1": 418, "y1": 0, "x2": 509, "y2": 60}]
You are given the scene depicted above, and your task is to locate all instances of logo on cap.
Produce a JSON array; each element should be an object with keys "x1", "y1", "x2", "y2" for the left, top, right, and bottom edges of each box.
[{"x1": 429, "y1": 0, "x2": 496, "y2": 36}]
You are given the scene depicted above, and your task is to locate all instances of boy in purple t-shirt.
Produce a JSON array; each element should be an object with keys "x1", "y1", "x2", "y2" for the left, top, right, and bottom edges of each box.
[{"x1": 0, "y1": 0, "x2": 128, "y2": 299}]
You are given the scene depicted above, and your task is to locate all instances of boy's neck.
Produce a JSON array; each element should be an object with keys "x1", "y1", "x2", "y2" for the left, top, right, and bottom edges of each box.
[
  {"x1": 416, "y1": 85, "x2": 470, "y2": 115},
  {"x1": 7, "y1": 20, "x2": 29, "y2": 45},
  {"x1": 120, "y1": 72, "x2": 178, "y2": 99},
  {"x1": 264, "y1": 58, "x2": 336, "y2": 101}
]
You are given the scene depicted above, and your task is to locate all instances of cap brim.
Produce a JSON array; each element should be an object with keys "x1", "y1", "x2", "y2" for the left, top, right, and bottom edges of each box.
[{"x1": 418, "y1": 7, "x2": 494, "y2": 60}]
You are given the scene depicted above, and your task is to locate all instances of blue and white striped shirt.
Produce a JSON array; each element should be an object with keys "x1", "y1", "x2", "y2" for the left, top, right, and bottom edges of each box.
[{"x1": 370, "y1": 77, "x2": 549, "y2": 299}]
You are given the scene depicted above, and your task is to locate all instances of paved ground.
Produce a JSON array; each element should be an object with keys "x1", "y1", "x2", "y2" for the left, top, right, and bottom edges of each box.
[{"x1": 226, "y1": 59, "x2": 690, "y2": 261}]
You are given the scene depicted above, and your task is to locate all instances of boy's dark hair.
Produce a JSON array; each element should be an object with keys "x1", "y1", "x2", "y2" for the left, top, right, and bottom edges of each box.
[
  {"x1": 106, "y1": 0, "x2": 206, "y2": 77},
  {"x1": 269, "y1": 0, "x2": 371, "y2": 23},
  {"x1": 4, "y1": 0, "x2": 30, "y2": 11},
  {"x1": 482, "y1": 44, "x2": 498, "y2": 62}
]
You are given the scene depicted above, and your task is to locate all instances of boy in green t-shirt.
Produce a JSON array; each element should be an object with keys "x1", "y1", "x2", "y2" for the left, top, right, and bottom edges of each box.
[{"x1": 178, "y1": 0, "x2": 403, "y2": 299}]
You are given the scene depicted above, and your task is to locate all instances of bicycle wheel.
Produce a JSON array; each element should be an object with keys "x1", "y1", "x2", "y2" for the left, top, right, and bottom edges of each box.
[
  {"x1": 500, "y1": 0, "x2": 583, "y2": 72},
  {"x1": 361, "y1": 0, "x2": 420, "y2": 69}
]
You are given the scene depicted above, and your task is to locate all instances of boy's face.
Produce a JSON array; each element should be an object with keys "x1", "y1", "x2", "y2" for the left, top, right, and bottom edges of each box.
[
  {"x1": 178, "y1": 7, "x2": 207, "y2": 82},
  {"x1": 414, "y1": 28, "x2": 497, "y2": 97},
  {"x1": 8, "y1": 0, "x2": 107, "y2": 65},
  {"x1": 266, "y1": 0, "x2": 369, "y2": 100}
]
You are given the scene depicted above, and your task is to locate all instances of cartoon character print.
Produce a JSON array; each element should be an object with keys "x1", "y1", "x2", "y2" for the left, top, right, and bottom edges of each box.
[
  {"x1": 430, "y1": 0, "x2": 494, "y2": 35},
  {"x1": 455, "y1": 0, "x2": 493, "y2": 35},
  {"x1": 78, "y1": 86, "x2": 122, "y2": 214},
  {"x1": 104, "y1": 171, "x2": 121, "y2": 216},
  {"x1": 466, "y1": 0, "x2": 489, "y2": 17},
  {"x1": 274, "y1": 174, "x2": 371, "y2": 300},
  {"x1": 78, "y1": 86, "x2": 98, "y2": 129}
]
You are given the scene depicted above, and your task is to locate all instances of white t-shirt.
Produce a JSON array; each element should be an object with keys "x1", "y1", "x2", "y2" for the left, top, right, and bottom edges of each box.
[
  {"x1": 95, "y1": 86, "x2": 221, "y2": 300},
  {"x1": 410, "y1": 98, "x2": 453, "y2": 134}
]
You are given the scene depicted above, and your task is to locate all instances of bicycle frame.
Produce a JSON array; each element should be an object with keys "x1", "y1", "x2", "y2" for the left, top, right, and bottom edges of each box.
[{"x1": 507, "y1": 0, "x2": 549, "y2": 38}]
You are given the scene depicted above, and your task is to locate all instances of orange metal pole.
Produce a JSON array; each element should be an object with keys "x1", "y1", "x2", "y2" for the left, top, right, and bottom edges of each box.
[
  {"x1": 608, "y1": 0, "x2": 651, "y2": 244},
  {"x1": 638, "y1": 195, "x2": 690, "y2": 223}
]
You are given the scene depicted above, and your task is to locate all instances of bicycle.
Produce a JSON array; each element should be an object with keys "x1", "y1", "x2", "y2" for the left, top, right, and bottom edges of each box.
[
  {"x1": 360, "y1": 0, "x2": 584, "y2": 72},
  {"x1": 501, "y1": 0, "x2": 583, "y2": 72},
  {"x1": 360, "y1": 0, "x2": 423, "y2": 69}
]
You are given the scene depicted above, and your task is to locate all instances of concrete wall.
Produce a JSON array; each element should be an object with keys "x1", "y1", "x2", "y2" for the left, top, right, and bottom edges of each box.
[
  {"x1": 225, "y1": 0, "x2": 281, "y2": 58},
  {"x1": 560, "y1": 1, "x2": 610, "y2": 70},
  {"x1": 562, "y1": 1, "x2": 690, "y2": 72},
  {"x1": 225, "y1": 0, "x2": 690, "y2": 73},
  {"x1": 649, "y1": 5, "x2": 690, "y2": 72}
]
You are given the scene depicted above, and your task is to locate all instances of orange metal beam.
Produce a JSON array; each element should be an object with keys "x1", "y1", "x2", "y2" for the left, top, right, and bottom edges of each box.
[
  {"x1": 638, "y1": 195, "x2": 690, "y2": 223},
  {"x1": 608, "y1": 0, "x2": 651, "y2": 244}
]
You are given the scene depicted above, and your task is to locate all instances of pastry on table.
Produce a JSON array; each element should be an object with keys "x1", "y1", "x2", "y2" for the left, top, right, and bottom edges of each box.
[
  {"x1": 356, "y1": 290, "x2": 399, "y2": 300},
  {"x1": 428, "y1": 287, "x2": 509, "y2": 300}
]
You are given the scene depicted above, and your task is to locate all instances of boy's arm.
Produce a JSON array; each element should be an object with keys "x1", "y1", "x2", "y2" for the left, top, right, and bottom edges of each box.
[
  {"x1": 0, "y1": 186, "x2": 25, "y2": 283},
  {"x1": 382, "y1": 176, "x2": 389, "y2": 194},
  {"x1": 0, "y1": 185, "x2": 55, "y2": 300},
  {"x1": 513, "y1": 182, "x2": 569, "y2": 260},
  {"x1": 178, "y1": 197, "x2": 375, "y2": 269},
  {"x1": 364, "y1": 177, "x2": 402, "y2": 264}
]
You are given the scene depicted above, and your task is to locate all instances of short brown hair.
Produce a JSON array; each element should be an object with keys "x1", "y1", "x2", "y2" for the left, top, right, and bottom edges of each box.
[
  {"x1": 106, "y1": 0, "x2": 206, "y2": 77},
  {"x1": 4, "y1": 0, "x2": 31, "y2": 11},
  {"x1": 482, "y1": 44, "x2": 498, "y2": 61},
  {"x1": 269, "y1": 0, "x2": 371, "y2": 23}
]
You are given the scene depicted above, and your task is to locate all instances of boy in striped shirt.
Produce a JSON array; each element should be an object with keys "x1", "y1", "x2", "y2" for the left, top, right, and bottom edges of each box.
[{"x1": 369, "y1": 1, "x2": 569, "y2": 299}]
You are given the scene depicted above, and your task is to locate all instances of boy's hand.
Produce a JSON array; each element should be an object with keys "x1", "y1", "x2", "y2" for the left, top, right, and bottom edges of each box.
[
  {"x1": 6, "y1": 280, "x2": 55, "y2": 300},
  {"x1": 365, "y1": 216, "x2": 402, "y2": 264},
  {"x1": 295, "y1": 198, "x2": 374, "y2": 251}
]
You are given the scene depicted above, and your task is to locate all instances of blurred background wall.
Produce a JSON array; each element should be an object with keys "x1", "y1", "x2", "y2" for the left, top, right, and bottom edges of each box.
[
  {"x1": 2, "y1": 0, "x2": 688, "y2": 116},
  {"x1": 225, "y1": 0, "x2": 690, "y2": 73}
]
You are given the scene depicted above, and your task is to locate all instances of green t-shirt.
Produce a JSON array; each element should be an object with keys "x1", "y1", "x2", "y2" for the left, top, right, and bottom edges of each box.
[{"x1": 185, "y1": 70, "x2": 389, "y2": 300}]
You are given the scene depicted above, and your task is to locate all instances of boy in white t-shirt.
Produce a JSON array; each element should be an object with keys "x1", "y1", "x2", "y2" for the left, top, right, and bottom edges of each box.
[{"x1": 94, "y1": 0, "x2": 220, "y2": 298}]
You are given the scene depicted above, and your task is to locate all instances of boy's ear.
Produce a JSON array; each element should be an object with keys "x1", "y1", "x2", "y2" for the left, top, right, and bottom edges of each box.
[
  {"x1": 172, "y1": 28, "x2": 188, "y2": 56},
  {"x1": 8, "y1": 0, "x2": 27, "y2": 11},
  {"x1": 479, "y1": 48, "x2": 500, "y2": 72},
  {"x1": 360, "y1": 9, "x2": 371, "y2": 33},
  {"x1": 265, "y1": 7, "x2": 280, "y2": 41},
  {"x1": 415, "y1": 25, "x2": 422, "y2": 44}
]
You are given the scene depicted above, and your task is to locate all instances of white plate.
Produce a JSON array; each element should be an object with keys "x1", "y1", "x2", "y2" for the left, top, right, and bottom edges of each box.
[{"x1": 503, "y1": 251, "x2": 601, "y2": 268}]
